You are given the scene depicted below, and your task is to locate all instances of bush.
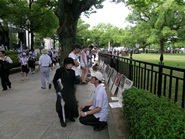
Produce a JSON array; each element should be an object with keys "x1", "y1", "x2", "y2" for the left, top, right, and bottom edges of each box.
[
  {"x1": 122, "y1": 88, "x2": 185, "y2": 139},
  {"x1": 5, "y1": 51, "x2": 20, "y2": 68}
]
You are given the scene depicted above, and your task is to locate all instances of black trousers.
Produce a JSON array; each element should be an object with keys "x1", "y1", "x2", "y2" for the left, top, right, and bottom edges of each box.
[
  {"x1": 1, "y1": 70, "x2": 11, "y2": 90},
  {"x1": 56, "y1": 95, "x2": 64, "y2": 122},
  {"x1": 79, "y1": 106, "x2": 106, "y2": 127}
]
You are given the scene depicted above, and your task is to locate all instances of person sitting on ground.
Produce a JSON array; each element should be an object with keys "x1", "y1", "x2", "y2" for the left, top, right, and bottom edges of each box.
[{"x1": 79, "y1": 71, "x2": 109, "y2": 131}]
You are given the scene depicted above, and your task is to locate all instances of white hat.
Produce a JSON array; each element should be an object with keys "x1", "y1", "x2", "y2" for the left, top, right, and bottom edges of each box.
[
  {"x1": 0, "y1": 45, "x2": 5, "y2": 51},
  {"x1": 41, "y1": 49, "x2": 48, "y2": 54},
  {"x1": 91, "y1": 71, "x2": 103, "y2": 81},
  {"x1": 29, "y1": 51, "x2": 32, "y2": 54},
  {"x1": 22, "y1": 52, "x2": 26, "y2": 56}
]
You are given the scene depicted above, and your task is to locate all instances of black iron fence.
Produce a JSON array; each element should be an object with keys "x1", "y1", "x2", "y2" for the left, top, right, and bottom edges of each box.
[{"x1": 99, "y1": 52, "x2": 185, "y2": 108}]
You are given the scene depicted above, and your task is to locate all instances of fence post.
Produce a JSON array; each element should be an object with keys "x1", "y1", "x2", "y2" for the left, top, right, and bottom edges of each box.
[
  {"x1": 157, "y1": 53, "x2": 163, "y2": 97},
  {"x1": 129, "y1": 50, "x2": 133, "y2": 80}
]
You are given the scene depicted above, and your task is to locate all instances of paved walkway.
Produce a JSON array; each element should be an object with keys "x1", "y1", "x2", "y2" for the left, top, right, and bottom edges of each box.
[{"x1": 0, "y1": 67, "x2": 109, "y2": 139}]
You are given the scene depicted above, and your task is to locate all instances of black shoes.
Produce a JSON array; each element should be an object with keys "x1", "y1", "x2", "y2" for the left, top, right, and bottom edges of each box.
[
  {"x1": 2, "y1": 88, "x2": 7, "y2": 91},
  {"x1": 94, "y1": 122, "x2": 108, "y2": 131},
  {"x1": 41, "y1": 87, "x2": 46, "y2": 89},
  {"x1": 8, "y1": 85, "x2": 11, "y2": 89},
  {"x1": 69, "y1": 118, "x2": 76, "y2": 122},
  {"x1": 60, "y1": 120, "x2": 66, "y2": 127},
  {"x1": 49, "y1": 84, "x2": 52, "y2": 89}
]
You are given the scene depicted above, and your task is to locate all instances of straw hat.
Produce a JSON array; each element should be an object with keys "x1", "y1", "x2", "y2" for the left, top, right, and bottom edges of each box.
[{"x1": 41, "y1": 49, "x2": 48, "y2": 54}]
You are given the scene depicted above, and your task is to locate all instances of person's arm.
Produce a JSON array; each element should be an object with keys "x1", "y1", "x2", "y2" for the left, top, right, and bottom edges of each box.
[
  {"x1": 5, "y1": 56, "x2": 13, "y2": 63},
  {"x1": 80, "y1": 107, "x2": 101, "y2": 117},
  {"x1": 80, "y1": 101, "x2": 93, "y2": 111},
  {"x1": 53, "y1": 69, "x2": 61, "y2": 92}
]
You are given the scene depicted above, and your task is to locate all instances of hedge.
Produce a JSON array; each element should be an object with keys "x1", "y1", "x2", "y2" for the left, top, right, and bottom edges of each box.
[
  {"x1": 122, "y1": 88, "x2": 185, "y2": 139},
  {"x1": 5, "y1": 50, "x2": 20, "y2": 68}
]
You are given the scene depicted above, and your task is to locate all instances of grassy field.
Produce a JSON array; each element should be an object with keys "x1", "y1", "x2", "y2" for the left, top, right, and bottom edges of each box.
[
  {"x1": 121, "y1": 53, "x2": 185, "y2": 107},
  {"x1": 129, "y1": 53, "x2": 185, "y2": 69}
]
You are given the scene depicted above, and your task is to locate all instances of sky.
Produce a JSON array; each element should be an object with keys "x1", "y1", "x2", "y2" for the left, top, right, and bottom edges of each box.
[{"x1": 81, "y1": 1, "x2": 131, "y2": 29}]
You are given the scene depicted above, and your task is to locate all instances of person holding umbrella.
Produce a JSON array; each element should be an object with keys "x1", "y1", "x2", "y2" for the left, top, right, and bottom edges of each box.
[{"x1": 53, "y1": 57, "x2": 80, "y2": 127}]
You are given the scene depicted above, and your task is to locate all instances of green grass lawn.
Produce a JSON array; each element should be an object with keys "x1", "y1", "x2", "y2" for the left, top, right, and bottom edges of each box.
[
  {"x1": 122, "y1": 53, "x2": 185, "y2": 107},
  {"x1": 130, "y1": 53, "x2": 185, "y2": 69}
]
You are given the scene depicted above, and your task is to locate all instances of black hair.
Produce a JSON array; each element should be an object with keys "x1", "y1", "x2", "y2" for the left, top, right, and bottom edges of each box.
[
  {"x1": 63, "y1": 57, "x2": 74, "y2": 66},
  {"x1": 0, "y1": 50, "x2": 5, "y2": 54},
  {"x1": 72, "y1": 44, "x2": 81, "y2": 50}
]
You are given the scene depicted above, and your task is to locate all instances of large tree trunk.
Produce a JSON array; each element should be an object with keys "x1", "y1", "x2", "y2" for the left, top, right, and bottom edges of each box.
[{"x1": 57, "y1": 0, "x2": 98, "y2": 62}]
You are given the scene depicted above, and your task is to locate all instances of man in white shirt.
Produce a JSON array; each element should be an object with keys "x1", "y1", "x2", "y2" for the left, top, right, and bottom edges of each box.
[
  {"x1": 68, "y1": 44, "x2": 81, "y2": 82},
  {"x1": 38, "y1": 49, "x2": 52, "y2": 89},
  {"x1": 79, "y1": 71, "x2": 109, "y2": 131}
]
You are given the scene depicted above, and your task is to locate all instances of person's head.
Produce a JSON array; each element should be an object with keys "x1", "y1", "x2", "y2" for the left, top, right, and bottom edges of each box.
[
  {"x1": 72, "y1": 44, "x2": 81, "y2": 54},
  {"x1": 89, "y1": 45, "x2": 94, "y2": 50},
  {"x1": 29, "y1": 51, "x2": 32, "y2": 55},
  {"x1": 22, "y1": 52, "x2": 26, "y2": 57},
  {"x1": 41, "y1": 49, "x2": 48, "y2": 54},
  {"x1": 90, "y1": 71, "x2": 103, "y2": 85},
  {"x1": 92, "y1": 63, "x2": 99, "y2": 71},
  {"x1": 0, "y1": 50, "x2": 5, "y2": 57},
  {"x1": 63, "y1": 57, "x2": 74, "y2": 69},
  {"x1": 82, "y1": 46, "x2": 87, "y2": 51}
]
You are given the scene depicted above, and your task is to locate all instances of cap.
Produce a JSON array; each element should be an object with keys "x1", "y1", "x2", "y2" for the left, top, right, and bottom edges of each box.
[
  {"x1": 29, "y1": 51, "x2": 32, "y2": 54},
  {"x1": 22, "y1": 52, "x2": 26, "y2": 56},
  {"x1": 91, "y1": 71, "x2": 103, "y2": 81},
  {"x1": 0, "y1": 46, "x2": 5, "y2": 51}
]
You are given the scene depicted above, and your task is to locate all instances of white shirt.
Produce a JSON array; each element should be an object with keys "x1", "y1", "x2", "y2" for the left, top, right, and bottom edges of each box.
[
  {"x1": 20, "y1": 57, "x2": 28, "y2": 65},
  {"x1": 68, "y1": 52, "x2": 80, "y2": 76},
  {"x1": 3, "y1": 56, "x2": 13, "y2": 63},
  {"x1": 89, "y1": 84, "x2": 109, "y2": 122},
  {"x1": 39, "y1": 54, "x2": 52, "y2": 66}
]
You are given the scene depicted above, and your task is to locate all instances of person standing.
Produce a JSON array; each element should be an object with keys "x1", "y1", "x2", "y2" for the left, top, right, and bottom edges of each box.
[
  {"x1": 53, "y1": 57, "x2": 80, "y2": 127},
  {"x1": 20, "y1": 52, "x2": 29, "y2": 80},
  {"x1": 28, "y1": 51, "x2": 36, "y2": 74},
  {"x1": 79, "y1": 71, "x2": 109, "y2": 131},
  {"x1": 80, "y1": 46, "x2": 88, "y2": 84},
  {"x1": 0, "y1": 50, "x2": 13, "y2": 91},
  {"x1": 68, "y1": 44, "x2": 81, "y2": 82},
  {"x1": 38, "y1": 49, "x2": 52, "y2": 89}
]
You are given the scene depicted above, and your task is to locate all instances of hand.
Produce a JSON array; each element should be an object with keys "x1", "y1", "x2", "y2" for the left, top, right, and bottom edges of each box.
[
  {"x1": 80, "y1": 105, "x2": 85, "y2": 111},
  {"x1": 79, "y1": 111, "x2": 87, "y2": 117}
]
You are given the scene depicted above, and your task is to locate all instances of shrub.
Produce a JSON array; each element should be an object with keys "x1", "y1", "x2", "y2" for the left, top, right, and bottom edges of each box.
[
  {"x1": 122, "y1": 88, "x2": 185, "y2": 139},
  {"x1": 5, "y1": 51, "x2": 20, "y2": 68}
]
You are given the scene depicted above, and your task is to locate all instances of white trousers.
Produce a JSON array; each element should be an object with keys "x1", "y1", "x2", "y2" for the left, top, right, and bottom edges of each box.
[{"x1": 40, "y1": 67, "x2": 51, "y2": 88}]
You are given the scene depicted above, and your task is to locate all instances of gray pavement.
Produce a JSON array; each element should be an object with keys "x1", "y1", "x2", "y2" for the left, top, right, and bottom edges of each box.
[{"x1": 0, "y1": 68, "x2": 109, "y2": 139}]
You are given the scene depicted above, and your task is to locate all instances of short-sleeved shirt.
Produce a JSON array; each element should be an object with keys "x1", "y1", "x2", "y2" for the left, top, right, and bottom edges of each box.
[
  {"x1": 89, "y1": 84, "x2": 109, "y2": 122},
  {"x1": 68, "y1": 52, "x2": 80, "y2": 76},
  {"x1": 39, "y1": 54, "x2": 52, "y2": 67},
  {"x1": 20, "y1": 57, "x2": 28, "y2": 66}
]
